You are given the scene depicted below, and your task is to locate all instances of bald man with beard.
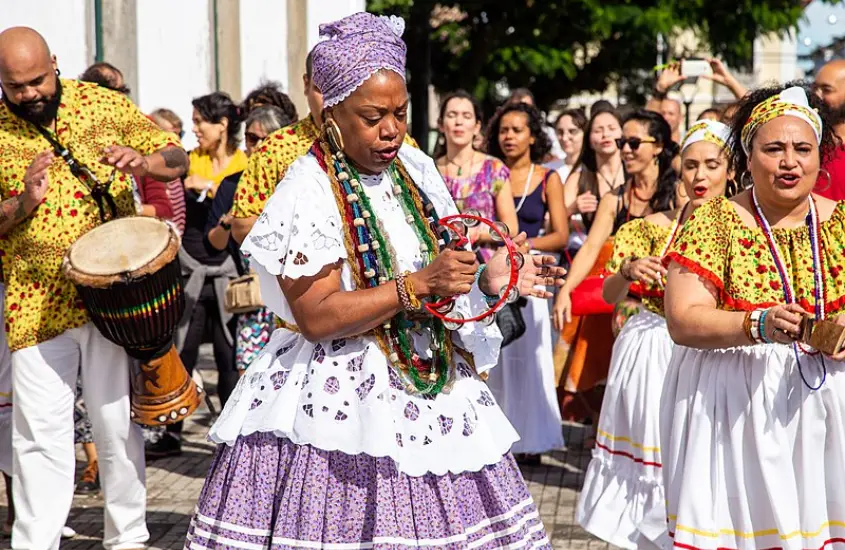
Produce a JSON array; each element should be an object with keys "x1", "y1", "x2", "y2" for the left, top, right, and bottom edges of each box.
[
  {"x1": 0, "y1": 27, "x2": 188, "y2": 549},
  {"x1": 814, "y1": 59, "x2": 845, "y2": 200}
]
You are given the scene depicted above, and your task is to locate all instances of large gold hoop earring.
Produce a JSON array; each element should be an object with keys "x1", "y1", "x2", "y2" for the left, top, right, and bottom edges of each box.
[
  {"x1": 740, "y1": 172, "x2": 754, "y2": 190},
  {"x1": 725, "y1": 178, "x2": 738, "y2": 198},
  {"x1": 817, "y1": 168, "x2": 832, "y2": 193},
  {"x1": 324, "y1": 118, "x2": 345, "y2": 155}
]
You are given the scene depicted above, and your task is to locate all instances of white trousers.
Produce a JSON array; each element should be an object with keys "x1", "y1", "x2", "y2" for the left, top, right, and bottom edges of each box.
[
  {"x1": 0, "y1": 285, "x2": 12, "y2": 477},
  {"x1": 11, "y1": 323, "x2": 148, "y2": 550}
]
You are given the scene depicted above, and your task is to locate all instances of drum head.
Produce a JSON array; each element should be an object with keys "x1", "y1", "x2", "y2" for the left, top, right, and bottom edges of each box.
[{"x1": 67, "y1": 217, "x2": 173, "y2": 277}]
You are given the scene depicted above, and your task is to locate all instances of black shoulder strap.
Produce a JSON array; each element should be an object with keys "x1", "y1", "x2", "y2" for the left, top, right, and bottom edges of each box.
[{"x1": 31, "y1": 123, "x2": 118, "y2": 223}]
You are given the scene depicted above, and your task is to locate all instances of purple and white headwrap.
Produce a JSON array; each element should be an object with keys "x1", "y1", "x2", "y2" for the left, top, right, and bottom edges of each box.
[{"x1": 311, "y1": 12, "x2": 407, "y2": 108}]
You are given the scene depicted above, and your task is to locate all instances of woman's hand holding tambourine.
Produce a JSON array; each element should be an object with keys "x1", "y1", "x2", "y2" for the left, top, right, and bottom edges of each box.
[{"x1": 483, "y1": 232, "x2": 566, "y2": 301}]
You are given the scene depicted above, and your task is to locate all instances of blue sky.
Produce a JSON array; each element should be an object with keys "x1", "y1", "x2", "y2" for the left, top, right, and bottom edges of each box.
[{"x1": 797, "y1": 0, "x2": 845, "y2": 57}]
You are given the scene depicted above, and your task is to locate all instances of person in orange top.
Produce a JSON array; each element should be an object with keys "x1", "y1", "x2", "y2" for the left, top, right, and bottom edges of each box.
[
  {"x1": 230, "y1": 49, "x2": 417, "y2": 243},
  {"x1": 0, "y1": 27, "x2": 187, "y2": 549}
]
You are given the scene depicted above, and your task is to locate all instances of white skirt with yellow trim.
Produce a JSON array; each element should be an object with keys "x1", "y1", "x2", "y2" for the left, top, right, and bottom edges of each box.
[
  {"x1": 576, "y1": 309, "x2": 673, "y2": 549},
  {"x1": 661, "y1": 344, "x2": 845, "y2": 550}
]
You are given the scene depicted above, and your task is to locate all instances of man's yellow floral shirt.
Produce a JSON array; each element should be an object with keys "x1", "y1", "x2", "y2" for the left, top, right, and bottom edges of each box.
[{"x1": 0, "y1": 79, "x2": 180, "y2": 351}]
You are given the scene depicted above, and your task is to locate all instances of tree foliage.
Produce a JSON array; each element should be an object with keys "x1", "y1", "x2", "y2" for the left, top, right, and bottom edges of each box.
[{"x1": 368, "y1": 0, "x2": 826, "y2": 113}]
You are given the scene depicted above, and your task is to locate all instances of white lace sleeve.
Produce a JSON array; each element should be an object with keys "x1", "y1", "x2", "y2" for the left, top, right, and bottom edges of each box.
[
  {"x1": 399, "y1": 146, "x2": 504, "y2": 373},
  {"x1": 241, "y1": 155, "x2": 346, "y2": 279}
]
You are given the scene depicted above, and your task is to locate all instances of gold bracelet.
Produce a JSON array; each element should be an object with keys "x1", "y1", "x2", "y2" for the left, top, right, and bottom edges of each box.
[{"x1": 742, "y1": 311, "x2": 754, "y2": 344}]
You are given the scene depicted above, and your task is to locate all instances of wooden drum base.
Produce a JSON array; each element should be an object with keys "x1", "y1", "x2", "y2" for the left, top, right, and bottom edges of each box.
[{"x1": 129, "y1": 345, "x2": 202, "y2": 426}]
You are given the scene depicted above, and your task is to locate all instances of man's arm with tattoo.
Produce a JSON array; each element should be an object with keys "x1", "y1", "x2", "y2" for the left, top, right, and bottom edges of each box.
[
  {"x1": 0, "y1": 150, "x2": 55, "y2": 236},
  {"x1": 0, "y1": 195, "x2": 30, "y2": 236},
  {"x1": 143, "y1": 146, "x2": 189, "y2": 182}
]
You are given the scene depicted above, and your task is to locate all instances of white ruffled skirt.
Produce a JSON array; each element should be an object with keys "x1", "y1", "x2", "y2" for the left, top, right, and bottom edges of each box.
[
  {"x1": 487, "y1": 295, "x2": 564, "y2": 454},
  {"x1": 208, "y1": 327, "x2": 520, "y2": 477},
  {"x1": 576, "y1": 310, "x2": 673, "y2": 549},
  {"x1": 662, "y1": 344, "x2": 845, "y2": 550}
]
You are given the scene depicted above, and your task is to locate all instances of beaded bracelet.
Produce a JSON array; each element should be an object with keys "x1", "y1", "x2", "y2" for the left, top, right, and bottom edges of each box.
[
  {"x1": 759, "y1": 309, "x2": 774, "y2": 344},
  {"x1": 402, "y1": 271, "x2": 421, "y2": 310},
  {"x1": 395, "y1": 272, "x2": 414, "y2": 311},
  {"x1": 744, "y1": 309, "x2": 767, "y2": 344},
  {"x1": 750, "y1": 309, "x2": 763, "y2": 344},
  {"x1": 620, "y1": 256, "x2": 639, "y2": 282},
  {"x1": 475, "y1": 264, "x2": 500, "y2": 306}
]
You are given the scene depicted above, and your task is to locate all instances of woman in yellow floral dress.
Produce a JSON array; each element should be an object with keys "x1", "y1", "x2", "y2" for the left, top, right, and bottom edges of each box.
[
  {"x1": 663, "y1": 84, "x2": 845, "y2": 550},
  {"x1": 575, "y1": 120, "x2": 731, "y2": 549}
]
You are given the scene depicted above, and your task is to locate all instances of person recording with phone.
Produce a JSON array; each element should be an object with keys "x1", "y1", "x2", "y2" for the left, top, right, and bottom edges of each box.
[{"x1": 648, "y1": 58, "x2": 747, "y2": 141}]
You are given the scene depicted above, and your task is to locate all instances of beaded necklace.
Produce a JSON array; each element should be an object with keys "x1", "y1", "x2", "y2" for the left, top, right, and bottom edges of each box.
[
  {"x1": 750, "y1": 188, "x2": 827, "y2": 389},
  {"x1": 313, "y1": 140, "x2": 454, "y2": 395},
  {"x1": 658, "y1": 203, "x2": 689, "y2": 259}
]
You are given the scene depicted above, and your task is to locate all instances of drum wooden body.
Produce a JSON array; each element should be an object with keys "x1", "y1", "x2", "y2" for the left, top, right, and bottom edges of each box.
[{"x1": 63, "y1": 217, "x2": 201, "y2": 426}]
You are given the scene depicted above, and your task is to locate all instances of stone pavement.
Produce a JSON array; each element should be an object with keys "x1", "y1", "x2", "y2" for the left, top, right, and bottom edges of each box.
[{"x1": 0, "y1": 346, "x2": 614, "y2": 550}]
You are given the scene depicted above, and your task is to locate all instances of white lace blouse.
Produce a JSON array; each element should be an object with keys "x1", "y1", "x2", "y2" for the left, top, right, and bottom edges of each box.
[{"x1": 209, "y1": 145, "x2": 519, "y2": 476}]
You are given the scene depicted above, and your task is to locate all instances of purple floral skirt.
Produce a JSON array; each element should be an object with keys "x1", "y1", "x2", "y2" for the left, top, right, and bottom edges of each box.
[{"x1": 185, "y1": 432, "x2": 551, "y2": 549}]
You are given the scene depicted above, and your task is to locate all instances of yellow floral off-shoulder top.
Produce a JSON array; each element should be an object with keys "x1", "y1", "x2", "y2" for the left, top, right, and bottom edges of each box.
[
  {"x1": 664, "y1": 195, "x2": 845, "y2": 315},
  {"x1": 606, "y1": 218, "x2": 673, "y2": 316}
]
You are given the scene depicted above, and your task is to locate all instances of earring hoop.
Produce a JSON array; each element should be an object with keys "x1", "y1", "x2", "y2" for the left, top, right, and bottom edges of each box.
[
  {"x1": 740, "y1": 172, "x2": 754, "y2": 191},
  {"x1": 324, "y1": 118, "x2": 345, "y2": 155},
  {"x1": 817, "y1": 168, "x2": 832, "y2": 193}
]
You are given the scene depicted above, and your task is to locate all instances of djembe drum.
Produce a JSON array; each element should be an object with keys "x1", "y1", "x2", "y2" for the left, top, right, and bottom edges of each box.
[{"x1": 62, "y1": 217, "x2": 201, "y2": 425}]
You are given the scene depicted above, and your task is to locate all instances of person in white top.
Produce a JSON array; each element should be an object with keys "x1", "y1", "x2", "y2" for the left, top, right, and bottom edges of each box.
[
  {"x1": 184, "y1": 12, "x2": 565, "y2": 550},
  {"x1": 545, "y1": 108, "x2": 586, "y2": 184}
]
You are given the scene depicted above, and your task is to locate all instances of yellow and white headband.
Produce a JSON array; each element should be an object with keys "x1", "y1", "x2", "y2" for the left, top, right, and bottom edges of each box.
[
  {"x1": 740, "y1": 86, "x2": 822, "y2": 155},
  {"x1": 681, "y1": 120, "x2": 731, "y2": 153}
]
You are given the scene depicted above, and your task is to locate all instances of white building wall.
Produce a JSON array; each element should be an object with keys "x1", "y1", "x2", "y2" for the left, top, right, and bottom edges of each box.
[
  {"x1": 239, "y1": 0, "x2": 289, "y2": 100},
  {"x1": 0, "y1": 0, "x2": 91, "y2": 79},
  {"x1": 306, "y1": 0, "x2": 366, "y2": 50},
  {"x1": 135, "y1": 0, "x2": 213, "y2": 151},
  {"x1": 1, "y1": 0, "x2": 369, "y2": 150},
  {"x1": 754, "y1": 30, "x2": 802, "y2": 87}
]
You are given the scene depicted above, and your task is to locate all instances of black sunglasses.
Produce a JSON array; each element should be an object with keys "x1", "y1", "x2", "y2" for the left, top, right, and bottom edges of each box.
[
  {"x1": 245, "y1": 131, "x2": 265, "y2": 146},
  {"x1": 615, "y1": 137, "x2": 656, "y2": 151}
]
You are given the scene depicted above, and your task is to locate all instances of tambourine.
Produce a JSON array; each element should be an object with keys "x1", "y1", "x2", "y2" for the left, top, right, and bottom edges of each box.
[{"x1": 424, "y1": 210, "x2": 523, "y2": 329}]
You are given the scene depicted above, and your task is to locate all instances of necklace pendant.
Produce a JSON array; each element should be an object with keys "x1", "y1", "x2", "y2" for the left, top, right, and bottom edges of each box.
[{"x1": 457, "y1": 167, "x2": 463, "y2": 176}]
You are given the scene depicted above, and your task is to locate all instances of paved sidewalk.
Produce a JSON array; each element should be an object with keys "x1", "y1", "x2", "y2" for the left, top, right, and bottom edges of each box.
[{"x1": 0, "y1": 348, "x2": 613, "y2": 550}]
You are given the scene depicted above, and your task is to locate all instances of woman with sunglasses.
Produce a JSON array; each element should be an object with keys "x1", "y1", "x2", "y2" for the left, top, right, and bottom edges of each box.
[
  {"x1": 205, "y1": 105, "x2": 296, "y2": 378},
  {"x1": 576, "y1": 120, "x2": 731, "y2": 549},
  {"x1": 554, "y1": 110, "x2": 678, "y2": 429},
  {"x1": 563, "y1": 108, "x2": 625, "y2": 228},
  {"x1": 485, "y1": 102, "x2": 569, "y2": 464}
]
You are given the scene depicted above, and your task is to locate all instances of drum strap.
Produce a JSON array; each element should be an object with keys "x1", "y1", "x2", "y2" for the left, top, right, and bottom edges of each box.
[{"x1": 30, "y1": 123, "x2": 119, "y2": 223}]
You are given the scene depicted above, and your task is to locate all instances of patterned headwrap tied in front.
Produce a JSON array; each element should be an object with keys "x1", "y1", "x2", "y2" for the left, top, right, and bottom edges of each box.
[
  {"x1": 681, "y1": 120, "x2": 731, "y2": 153},
  {"x1": 740, "y1": 86, "x2": 823, "y2": 155},
  {"x1": 311, "y1": 12, "x2": 407, "y2": 109}
]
